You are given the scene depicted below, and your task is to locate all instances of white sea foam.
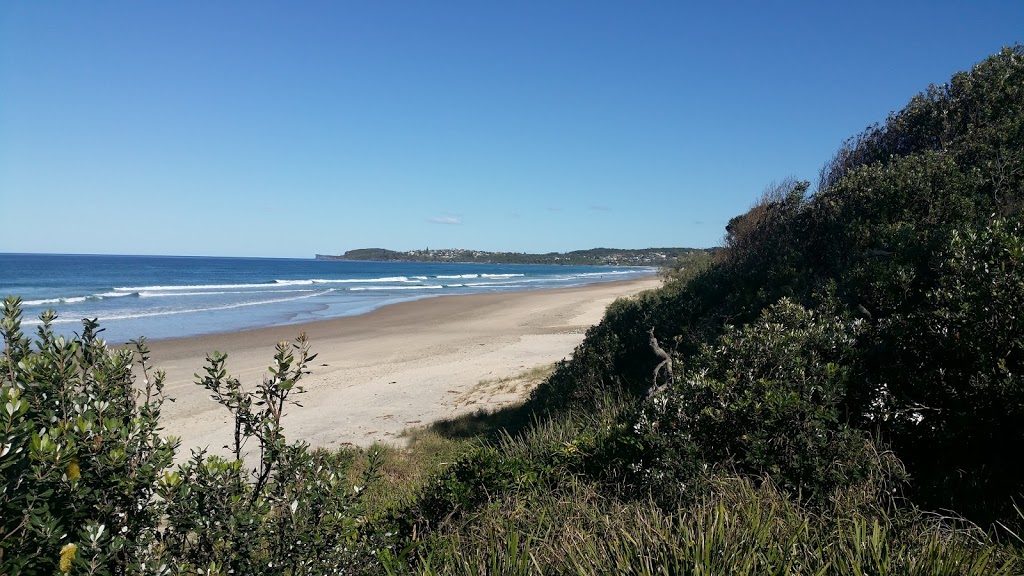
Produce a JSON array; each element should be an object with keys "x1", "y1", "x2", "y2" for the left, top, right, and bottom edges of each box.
[
  {"x1": 572, "y1": 270, "x2": 633, "y2": 277},
  {"x1": 23, "y1": 291, "x2": 137, "y2": 307},
  {"x1": 114, "y1": 282, "x2": 276, "y2": 291},
  {"x1": 300, "y1": 276, "x2": 414, "y2": 284},
  {"x1": 436, "y1": 274, "x2": 479, "y2": 279},
  {"x1": 23, "y1": 296, "x2": 86, "y2": 306},
  {"x1": 96, "y1": 291, "x2": 136, "y2": 299},
  {"x1": 22, "y1": 299, "x2": 57, "y2": 306},
  {"x1": 137, "y1": 289, "x2": 315, "y2": 298},
  {"x1": 480, "y1": 273, "x2": 526, "y2": 278},
  {"x1": 465, "y1": 278, "x2": 550, "y2": 286},
  {"x1": 115, "y1": 277, "x2": 415, "y2": 292},
  {"x1": 23, "y1": 289, "x2": 335, "y2": 325},
  {"x1": 349, "y1": 285, "x2": 444, "y2": 291}
]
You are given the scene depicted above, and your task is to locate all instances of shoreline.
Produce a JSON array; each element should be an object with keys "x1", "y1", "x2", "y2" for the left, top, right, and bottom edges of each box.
[
  {"x1": 147, "y1": 277, "x2": 661, "y2": 458},
  {"x1": 142, "y1": 277, "x2": 654, "y2": 349}
]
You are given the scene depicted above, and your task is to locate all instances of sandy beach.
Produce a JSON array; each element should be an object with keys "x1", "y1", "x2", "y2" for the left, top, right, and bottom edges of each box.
[{"x1": 147, "y1": 277, "x2": 661, "y2": 457}]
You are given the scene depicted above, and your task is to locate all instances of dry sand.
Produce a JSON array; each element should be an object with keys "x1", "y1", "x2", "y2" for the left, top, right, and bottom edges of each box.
[{"x1": 147, "y1": 277, "x2": 661, "y2": 457}]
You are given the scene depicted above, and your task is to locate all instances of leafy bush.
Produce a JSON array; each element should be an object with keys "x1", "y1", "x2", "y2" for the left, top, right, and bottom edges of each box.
[
  {"x1": 1, "y1": 298, "x2": 175, "y2": 574},
  {"x1": 0, "y1": 298, "x2": 386, "y2": 574},
  {"x1": 617, "y1": 299, "x2": 885, "y2": 504},
  {"x1": 381, "y1": 424, "x2": 1018, "y2": 576},
  {"x1": 526, "y1": 45, "x2": 1024, "y2": 526},
  {"x1": 872, "y1": 217, "x2": 1024, "y2": 521},
  {"x1": 819, "y1": 45, "x2": 1024, "y2": 210}
]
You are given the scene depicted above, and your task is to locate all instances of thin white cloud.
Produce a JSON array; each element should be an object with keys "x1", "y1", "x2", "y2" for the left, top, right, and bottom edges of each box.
[{"x1": 428, "y1": 215, "x2": 463, "y2": 225}]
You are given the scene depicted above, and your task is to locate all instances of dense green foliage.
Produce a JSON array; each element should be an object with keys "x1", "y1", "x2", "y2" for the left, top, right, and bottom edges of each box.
[
  {"x1": 0, "y1": 301, "x2": 384, "y2": 574},
  {"x1": 380, "y1": 410, "x2": 1019, "y2": 575},
  {"x1": 382, "y1": 43, "x2": 1024, "y2": 573},
  {"x1": 528, "y1": 45, "x2": 1024, "y2": 523},
  {"x1": 1, "y1": 306, "x2": 175, "y2": 574},
  {"x1": 3, "y1": 47, "x2": 1023, "y2": 573}
]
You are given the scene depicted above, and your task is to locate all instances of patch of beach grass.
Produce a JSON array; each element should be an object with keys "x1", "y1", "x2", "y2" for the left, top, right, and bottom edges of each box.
[
  {"x1": 378, "y1": 401, "x2": 1024, "y2": 575},
  {"x1": 455, "y1": 363, "x2": 557, "y2": 406},
  {"x1": 352, "y1": 433, "x2": 475, "y2": 516}
]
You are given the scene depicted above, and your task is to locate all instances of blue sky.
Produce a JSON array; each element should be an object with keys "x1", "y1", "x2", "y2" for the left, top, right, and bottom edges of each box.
[{"x1": 1, "y1": 2, "x2": 1021, "y2": 258}]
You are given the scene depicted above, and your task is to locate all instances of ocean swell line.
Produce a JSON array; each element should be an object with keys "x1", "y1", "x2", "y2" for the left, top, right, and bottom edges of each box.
[
  {"x1": 23, "y1": 291, "x2": 138, "y2": 307},
  {"x1": 137, "y1": 289, "x2": 316, "y2": 298},
  {"x1": 349, "y1": 285, "x2": 444, "y2": 291},
  {"x1": 115, "y1": 277, "x2": 418, "y2": 291},
  {"x1": 23, "y1": 289, "x2": 334, "y2": 326}
]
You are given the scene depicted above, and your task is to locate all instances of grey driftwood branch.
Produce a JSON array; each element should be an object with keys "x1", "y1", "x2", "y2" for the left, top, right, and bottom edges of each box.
[{"x1": 647, "y1": 327, "x2": 674, "y2": 398}]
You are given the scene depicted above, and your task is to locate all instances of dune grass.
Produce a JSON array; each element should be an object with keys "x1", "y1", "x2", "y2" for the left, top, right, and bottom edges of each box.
[{"x1": 362, "y1": 392, "x2": 1024, "y2": 575}]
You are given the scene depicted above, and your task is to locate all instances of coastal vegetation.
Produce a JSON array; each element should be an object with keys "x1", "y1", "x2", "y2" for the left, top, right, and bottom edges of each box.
[
  {"x1": 315, "y1": 247, "x2": 707, "y2": 267},
  {"x1": 2, "y1": 45, "x2": 1023, "y2": 573}
]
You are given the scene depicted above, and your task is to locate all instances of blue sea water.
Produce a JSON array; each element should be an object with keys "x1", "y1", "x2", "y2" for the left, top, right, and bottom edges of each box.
[{"x1": 0, "y1": 254, "x2": 655, "y2": 343}]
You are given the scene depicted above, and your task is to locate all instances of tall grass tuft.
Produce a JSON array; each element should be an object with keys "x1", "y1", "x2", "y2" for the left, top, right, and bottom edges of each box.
[{"x1": 379, "y1": 397, "x2": 1022, "y2": 575}]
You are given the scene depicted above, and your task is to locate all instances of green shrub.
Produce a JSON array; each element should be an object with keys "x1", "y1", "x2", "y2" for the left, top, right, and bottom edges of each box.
[
  {"x1": 615, "y1": 299, "x2": 885, "y2": 505},
  {"x1": 383, "y1": 469, "x2": 1021, "y2": 575},
  {"x1": 526, "y1": 46, "x2": 1024, "y2": 527},
  {"x1": 872, "y1": 217, "x2": 1024, "y2": 521},
  {"x1": 0, "y1": 298, "x2": 386, "y2": 574},
  {"x1": 1, "y1": 298, "x2": 175, "y2": 574}
]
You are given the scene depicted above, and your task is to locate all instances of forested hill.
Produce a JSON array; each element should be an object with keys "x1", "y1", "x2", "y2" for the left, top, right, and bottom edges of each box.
[{"x1": 316, "y1": 246, "x2": 710, "y2": 266}]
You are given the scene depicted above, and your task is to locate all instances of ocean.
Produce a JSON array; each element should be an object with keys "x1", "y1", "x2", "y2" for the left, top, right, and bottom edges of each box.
[{"x1": 0, "y1": 253, "x2": 655, "y2": 344}]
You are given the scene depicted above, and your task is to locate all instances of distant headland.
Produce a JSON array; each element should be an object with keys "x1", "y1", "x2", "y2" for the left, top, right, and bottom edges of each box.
[{"x1": 315, "y1": 247, "x2": 711, "y2": 267}]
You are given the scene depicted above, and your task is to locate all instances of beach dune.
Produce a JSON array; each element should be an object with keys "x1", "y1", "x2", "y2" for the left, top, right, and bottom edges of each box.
[{"x1": 148, "y1": 277, "x2": 661, "y2": 457}]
